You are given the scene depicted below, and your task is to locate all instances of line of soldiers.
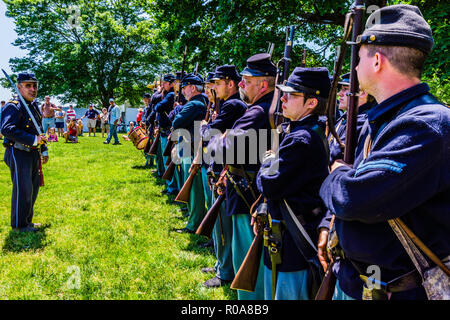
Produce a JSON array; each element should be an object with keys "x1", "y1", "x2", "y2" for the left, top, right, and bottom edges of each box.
[{"x1": 137, "y1": 4, "x2": 449, "y2": 300}]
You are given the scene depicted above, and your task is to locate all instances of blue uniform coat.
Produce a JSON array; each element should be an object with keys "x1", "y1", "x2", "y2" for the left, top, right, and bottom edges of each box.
[
  {"x1": 320, "y1": 83, "x2": 450, "y2": 299},
  {"x1": 257, "y1": 115, "x2": 329, "y2": 272}
]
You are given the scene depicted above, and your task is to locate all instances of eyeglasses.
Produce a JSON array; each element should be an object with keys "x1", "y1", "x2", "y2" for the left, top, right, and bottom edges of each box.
[{"x1": 285, "y1": 92, "x2": 305, "y2": 99}]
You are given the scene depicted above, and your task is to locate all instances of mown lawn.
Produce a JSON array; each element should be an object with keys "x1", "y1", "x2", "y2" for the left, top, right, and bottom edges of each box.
[{"x1": 0, "y1": 134, "x2": 236, "y2": 300}]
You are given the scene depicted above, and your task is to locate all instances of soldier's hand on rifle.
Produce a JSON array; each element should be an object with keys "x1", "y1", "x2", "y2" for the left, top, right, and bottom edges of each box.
[
  {"x1": 37, "y1": 135, "x2": 47, "y2": 145},
  {"x1": 211, "y1": 111, "x2": 218, "y2": 121},
  {"x1": 251, "y1": 215, "x2": 258, "y2": 236},
  {"x1": 42, "y1": 155, "x2": 49, "y2": 165},
  {"x1": 317, "y1": 227, "x2": 332, "y2": 272}
]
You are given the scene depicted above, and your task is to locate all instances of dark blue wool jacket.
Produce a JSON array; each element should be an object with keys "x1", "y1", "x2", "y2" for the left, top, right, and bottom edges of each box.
[
  {"x1": 257, "y1": 114, "x2": 329, "y2": 272},
  {"x1": 320, "y1": 83, "x2": 450, "y2": 299}
]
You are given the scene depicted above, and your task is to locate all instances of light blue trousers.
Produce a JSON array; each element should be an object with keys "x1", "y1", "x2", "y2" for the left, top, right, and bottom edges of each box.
[
  {"x1": 160, "y1": 136, "x2": 178, "y2": 193},
  {"x1": 182, "y1": 157, "x2": 206, "y2": 231},
  {"x1": 232, "y1": 214, "x2": 265, "y2": 300},
  {"x1": 332, "y1": 280, "x2": 355, "y2": 300},
  {"x1": 264, "y1": 266, "x2": 309, "y2": 300},
  {"x1": 202, "y1": 167, "x2": 234, "y2": 281}
]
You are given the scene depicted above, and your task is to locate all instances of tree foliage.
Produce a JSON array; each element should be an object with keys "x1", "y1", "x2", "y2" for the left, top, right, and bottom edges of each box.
[
  {"x1": 4, "y1": 0, "x2": 449, "y2": 105},
  {"x1": 4, "y1": 0, "x2": 163, "y2": 108}
]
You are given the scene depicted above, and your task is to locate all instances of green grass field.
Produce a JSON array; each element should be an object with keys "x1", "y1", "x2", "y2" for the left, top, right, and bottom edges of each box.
[{"x1": 0, "y1": 134, "x2": 236, "y2": 300}]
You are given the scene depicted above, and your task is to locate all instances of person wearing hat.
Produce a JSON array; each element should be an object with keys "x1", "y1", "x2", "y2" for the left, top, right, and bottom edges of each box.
[
  {"x1": 172, "y1": 73, "x2": 208, "y2": 233},
  {"x1": 319, "y1": 4, "x2": 450, "y2": 300},
  {"x1": 327, "y1": 72, "x2": 376, "y2": 164},
  {"x1": 0, "y1": 72, "x2": 48, "y2": 232},
  {"x1": 200, "y1": 65, "x2": 247, "y2": 288},
  {"x1": 207, "y1": 53, "x2": 276, "y2": 300},
  {"x1": 255, "y1": 67, "x2": 330, "y2": 300},
  {"x1": 104, "y1": 98, "x2": 121, "y2": 145},
  {"x1": 154, "y1": 74, "x2": 179, "y2": 194},
  {"x1": 166, "y1": 73, "x2": 188, "y2": 198},
  {"x1": 81, "y1": 104, "x2": 100, "y2": 137}
]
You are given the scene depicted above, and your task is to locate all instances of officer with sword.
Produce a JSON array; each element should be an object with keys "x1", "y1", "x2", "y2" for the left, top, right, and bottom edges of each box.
[{"x1": 1, "y1": 71, "x2": 48, "y2": 232}]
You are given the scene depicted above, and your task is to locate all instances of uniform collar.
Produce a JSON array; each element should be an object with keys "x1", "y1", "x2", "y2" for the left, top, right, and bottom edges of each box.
[
  {"x1": 358, "y1": 101, "x2": 376, "y2": 115},
  {"x1": 226, "y1": 92, "x2": 240, "y2": 102},
  {"x1": 283, "y1": 114, "x2": 319, "y2": 133},
  {"x1": 367, "y1": 83, "x2": 429, "y2": 123},
  {"x1": 251, "y1": 90, "x2": 274, "y2": 107}
]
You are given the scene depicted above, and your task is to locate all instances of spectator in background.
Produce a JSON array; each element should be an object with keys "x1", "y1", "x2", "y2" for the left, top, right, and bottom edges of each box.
[
  {"x1": 136, "y1": 108, "x2": 143, "y2": 125},
  {"x1": 104, "y1": 98, "x2": 121, "y2": 145},
  {"x1": 100, "y1": 107, "x2": 109, "y2": 138},
  {"x1": 47, "y1": 127, "x2": 58, "y2": 142},
  {"x1": 40, "y1": 95, "x2": 61, "y2": 135},
  {"x1": 55, "y1": 106, "x2": 65, "y2": 137},
  {"x1": 66, "y1": 105, "x2": 77, "y2": 126},
  {"x1": 122, "y1": 121, "x2": 134, "y2": 141},
  {"x1": 76, "y1": 119, "x2": 84, "y2": 136},
  {"x1": 81, "y1": 104, "x2": 100, "y2": 137},
  {"x1": 64, "y1": 119, "x2": 78, "y2": 143}
]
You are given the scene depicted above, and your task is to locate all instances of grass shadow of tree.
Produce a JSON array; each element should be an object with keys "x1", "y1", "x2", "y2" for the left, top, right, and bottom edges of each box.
[
  {"x1": 131, "y1": 165, "x2": 151, "y2": 170},
  {"x1": 2, "y1": 224, "x2": 50, "y2": 253}
]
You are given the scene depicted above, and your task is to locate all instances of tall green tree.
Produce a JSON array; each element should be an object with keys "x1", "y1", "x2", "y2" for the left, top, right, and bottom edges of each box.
[
  {"x1": 151, "y1": 0, "x2": 448, "y2": 102},
  {"x1": 4, "y1": 0, "x2": 163, "y2": 108}
]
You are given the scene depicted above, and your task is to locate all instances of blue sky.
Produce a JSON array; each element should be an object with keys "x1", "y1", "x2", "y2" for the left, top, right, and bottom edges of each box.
[{"x1": 0, "y1": 0, "x2": 28, "y2": 102}]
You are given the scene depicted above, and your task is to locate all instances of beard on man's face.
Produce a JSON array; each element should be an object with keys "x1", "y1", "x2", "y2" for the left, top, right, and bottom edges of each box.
[{"x1": 239, "y1": 88, "x2": 251, "y2": 104}]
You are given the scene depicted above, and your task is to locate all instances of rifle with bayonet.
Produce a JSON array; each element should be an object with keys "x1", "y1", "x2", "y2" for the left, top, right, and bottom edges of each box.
[
  {"x1": 175, "y1": 163, "x2": 200, "y2": 203},
  {"x1": 315, "y1": 0, "x2": 365, "y2": 300},
  {"x1": 267, "y1": 42, "x2": 275, "y2": 57},
  {"x1": 269, "y1": 25, "x2": 295, "y2": 130},
  {"x1": 177, "y1": 45, "x2": 188, "y2": 103},
  {"x1": 301, "y1": 49, "x2": 307, "y2": 68},
  {"x1": 148, "y1": 123, "x2": 160, "y2": 156},
  {"x1": 230, "y1": 198, "x2": 268, "y2": 292},
  {"x1": 195, "y1": 165, "x2": 228, "y2": 237},
  {"x1": 161, "y1": 45, "x2": 188, "y2": 176}
]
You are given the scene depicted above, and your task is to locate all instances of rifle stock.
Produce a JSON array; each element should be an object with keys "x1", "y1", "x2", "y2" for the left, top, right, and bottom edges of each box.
[
  {"x1": 148, "y1": 131, "x2": 160, "y2": 156},
  {"x1": 315, "y1": 262, "x2": 337, "y2": 300},
  {"x1": 163, "y1": 136, "x2": 174, "y2": 157},
  {"x1": 162, "y1": 160, "x2": 175, "y2": 181},
  {"x1": 230, "y1": 231, "x2": 263, "y2": 292},
  {"x1": 196, "y1": 193, "x2": 226, "y2": 237},
  {"x1": 175, "y1": 164, "x2": 200, "y2": 203}
]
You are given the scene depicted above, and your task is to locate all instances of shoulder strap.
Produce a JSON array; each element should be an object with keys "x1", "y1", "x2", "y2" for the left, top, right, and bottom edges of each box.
[
  {"x1": 363, "y1": 94, "x2": 450, "y2": 277},
  {"x1": 279, "y1": 199, "x2": 318, "y2": 262}
]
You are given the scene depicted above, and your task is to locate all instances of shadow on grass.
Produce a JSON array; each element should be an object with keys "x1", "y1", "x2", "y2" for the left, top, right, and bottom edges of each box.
[
  {"x1": 131, "y1": 164, "x2": 151, "y2": 170},
  {"x1": 2, "y1": 224, "x2": 50, "y2": 252}
]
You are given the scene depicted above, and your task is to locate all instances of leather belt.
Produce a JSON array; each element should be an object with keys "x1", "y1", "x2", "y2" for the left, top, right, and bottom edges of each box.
[{"x1": 228, "y1": 165, "x2": 255, "y2": 179}]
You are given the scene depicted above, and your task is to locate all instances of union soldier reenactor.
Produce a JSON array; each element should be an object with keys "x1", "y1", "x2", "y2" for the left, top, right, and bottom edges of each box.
[
  {"x1": 200, "y1": 65, "x2": 247, "y2": 288},
  {"x1": 319, "y1": 4, "x2": 450, "y2": 300},
  {"x1": 154, "y1": 74, "x2": 179, "y2": 195},
  {"x1": 209, "y1": 53, "x2": 276, "y2": 299},
  {"x1": 256, "y1": 67, "x2": 330, "y2": 300},
  {"x1": 1, "y1": 72, "x2": 48, "y2": 232},
  {"x1": 172, "y1": 73, "x2": 208, "y2": 233}
]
